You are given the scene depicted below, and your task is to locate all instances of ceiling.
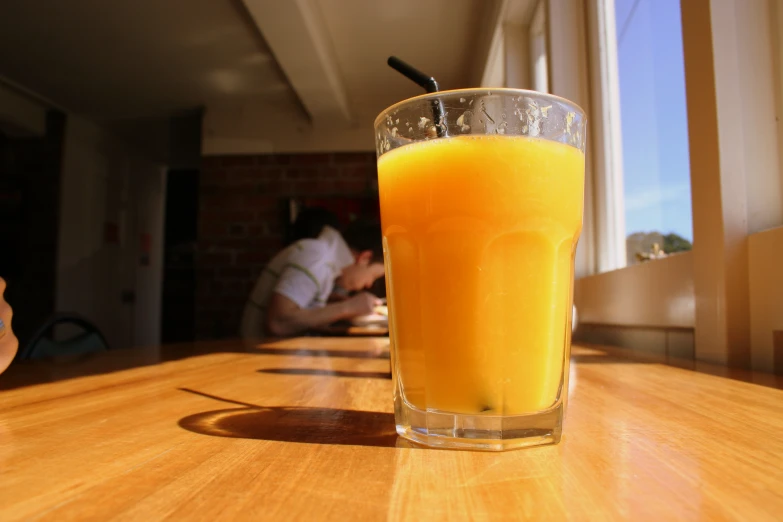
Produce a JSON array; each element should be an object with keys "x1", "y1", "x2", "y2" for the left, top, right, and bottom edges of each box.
[
  {"x1": 0, "y1": 0, "x2": 507, "y2": 154},
  {"x1": 0, "y1": 0, "x2": 297, "y2": 121},
  {"x1": 316, "y1": 0, "x2": 489, "y2": 119}
]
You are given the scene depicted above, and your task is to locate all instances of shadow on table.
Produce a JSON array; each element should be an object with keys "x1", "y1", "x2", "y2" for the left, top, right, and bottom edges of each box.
[
  {"x1": 177, "y1": 387, "x2": 397, "y2": 448},
  {"x1": 251, "y1": 347, "x2": 390, "y2": 360},
  {"x1": 258, "y1": 368, "x2": 392, "y2": 379},
  {"x1": 0, "y1": 339, "x2": 266, "y2": 391},
  {"x1": 570, "y1": 353, "x2": 645, "y2": 364}
]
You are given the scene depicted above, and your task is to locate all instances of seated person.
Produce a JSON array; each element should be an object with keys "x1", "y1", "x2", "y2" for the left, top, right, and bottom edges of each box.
[
  {"x1": 287, "y1": 207, "x2": 351, "y2": 301},
  {"x1": 240, "y1": 221, "x2": 385, "y2": 338},
  {"x1": 288, "y1": 206, "x2": 341, "y2": 244},
  {"x1": 0, "y1": 277, "x2": 18, "y2": 374}
]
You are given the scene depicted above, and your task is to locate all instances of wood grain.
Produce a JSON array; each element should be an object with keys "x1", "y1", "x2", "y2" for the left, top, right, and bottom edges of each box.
[{"x1": 1, "y1": 337, "x2": 783, "y2": 521}]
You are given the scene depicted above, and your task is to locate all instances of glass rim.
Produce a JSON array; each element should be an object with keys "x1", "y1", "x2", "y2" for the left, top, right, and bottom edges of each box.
[{"x1": 374, "y1": 87, "x2": 586, "y2": 129}]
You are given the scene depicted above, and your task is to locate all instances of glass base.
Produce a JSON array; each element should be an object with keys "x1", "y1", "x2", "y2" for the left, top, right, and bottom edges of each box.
[{"x1": 395, "y1": 396, "x2": 563, "y2": 451}]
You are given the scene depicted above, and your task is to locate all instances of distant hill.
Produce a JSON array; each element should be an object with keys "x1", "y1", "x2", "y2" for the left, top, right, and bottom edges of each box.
[{"x1": 626, "y1": 231, "x2": 692, "y2": 265}]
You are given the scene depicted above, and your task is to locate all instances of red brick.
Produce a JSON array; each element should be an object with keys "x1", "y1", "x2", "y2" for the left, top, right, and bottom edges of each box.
[
  {"x1": 285, "y1": 167, "x2": 319, "y2": 180},
  {"x1": 291, "y1": 153, "x2": 332, "y2": 165},
  {"x1": 319, "y1": 167, "x2": 340, "y2": 180},
  {"x1": 257, "y1": 167, "x2": 283, "y2": 180},
  {"x1": 258, "y1": 210, "x2": 279, "y2": 221},
  {"x1": 201, "y1": 210, "x2": 256, "y2": 225},
  {"x1": 201, "y1": 169, "x2": 227, "y2": 184},
  {"x1": 340, "y1": 166, "x2": 372, "y2": 179},
  {"x1": 229, "y1": 167, "x2": 284, "y2": 186},
  {"x1": 334, "y1": 180, "x2": 367, "y2": 193},
  {"x1": 199, "y1": 222, "x2": 226, "y2": 238},
  {"x1": 220, "y1": 267, "x2": 252, "y2": 279},
  {"x1": 199, "y1": 252, "x2": 232, "y2": 267},
  {"x1": 261, "y1": 235, "x2": 283, "y2": 247},
  {"x1": 236, "y1": 250, "x2": 272, "y2": 265},
  {"x1": 226, "y1": 210, "x2": 257, "y2": 223},
  {"x1": 197, "y1": 240, "x2": 227, "y2": 252},
  {"x1": 268, "y1": 155, "x2": 291, "y2": 165},
  {"x1": 254, "y1": 179, "x2": 295, "y2": 194},
  {"x1": 226, "y1": 169, "x2": 261, "y2": 186},
  {"x1": 252, "y1": 155, "x2": 291, "y2": 166},
  {"x1": 246, "y1": 224, "x2": 268, "y2": 237},
  {"x1": 333, "y1": 152, "x2": 374, "y2": 164},
  {"x1": 221, "y1": 280, "x2": 248, "y2": 296},
  {"x1": 258, "y1": 236, "x2": 284, "y2": 251},
  {"x1": 217, "y1": 238, "x2": 252, "y2": 249},
  {"x1": 197, "y1": 151, "x2": 386, "y2": 341},
  {"x1": 200, "y1": 191, "x2": 246, "y2": 211},
  {"x1": 243, "y1": 194, "x2": 278, "y2": 209},
  {"x1": 247, "y1": 223, "x2": 282, "y2": 239},
  {"x1": 221, "y1": 155, "x2": 257, "y2": 167},
  {"x1": 202, "y1": 156, "x2": 222, "y2": 169},
  {"x1": 295, "y1": 179, "x2": 334, "y2": 195}
]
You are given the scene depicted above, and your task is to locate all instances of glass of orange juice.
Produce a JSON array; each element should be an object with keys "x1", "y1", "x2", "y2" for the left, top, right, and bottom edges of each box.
[{"x1": 375, "y1": 89, "x2": 586, "y2": 450}]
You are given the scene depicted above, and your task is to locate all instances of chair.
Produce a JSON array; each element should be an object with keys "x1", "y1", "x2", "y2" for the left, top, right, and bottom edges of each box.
[{"x1": 20, "y1": 313, "x2": 110, "y2": 360}]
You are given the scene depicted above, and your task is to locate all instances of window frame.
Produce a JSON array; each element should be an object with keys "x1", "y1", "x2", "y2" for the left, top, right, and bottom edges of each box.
[
  {"x1": 578, "y1": 0, "x2": 783, "y2": 369},
  {"x1": 528, "y1": 0, "x2": 549, "y2": 93}
]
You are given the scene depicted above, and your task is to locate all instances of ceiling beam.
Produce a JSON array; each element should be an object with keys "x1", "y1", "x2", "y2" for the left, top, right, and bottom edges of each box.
[
  {"x1": 241, "y1": 0, "x2": 352, "y2": 125},
  {"x1": 0, "y1": 78, "x2": 47, "y2": 137}
]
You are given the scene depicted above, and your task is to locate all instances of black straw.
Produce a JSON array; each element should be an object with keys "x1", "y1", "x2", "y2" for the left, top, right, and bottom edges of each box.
[
  {"x1": 387, "y1": 56, "x2": 440, "y2": 93},
  {"x1": 387, "y1": 56, "x2": 445, "y2": 137}
]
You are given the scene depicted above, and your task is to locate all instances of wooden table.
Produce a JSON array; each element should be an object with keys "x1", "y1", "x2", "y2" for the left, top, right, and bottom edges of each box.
[{"x1": 1, "y1": 338, "x2": 783, "y2": 521}]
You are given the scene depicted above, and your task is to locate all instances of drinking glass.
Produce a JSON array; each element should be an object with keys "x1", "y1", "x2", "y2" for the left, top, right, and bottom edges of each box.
[{"x1": 375, "y1": 89, "x2": 586, "y2": 450}]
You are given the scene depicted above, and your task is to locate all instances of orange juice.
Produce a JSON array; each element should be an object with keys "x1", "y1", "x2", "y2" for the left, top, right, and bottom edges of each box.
[{"x1": 378, "y1": 135, "x2": 584, "y2": 416}]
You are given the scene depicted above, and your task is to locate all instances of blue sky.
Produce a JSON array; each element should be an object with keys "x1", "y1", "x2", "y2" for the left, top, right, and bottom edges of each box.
[{"x1": 615, "y1": 0, "x2": 693, "y2": 241}]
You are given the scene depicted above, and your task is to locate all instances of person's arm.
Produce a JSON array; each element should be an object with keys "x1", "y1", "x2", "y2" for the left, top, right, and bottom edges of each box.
[
  {"x1": 0, "y1": 278, "x2": 18, "y2": 374},
  {"x1": 265, "y1": 291, "x2": 378, "y2": 337},
  {"x1": 327, "y1": 287, "x2": 349, "y2": 303}
]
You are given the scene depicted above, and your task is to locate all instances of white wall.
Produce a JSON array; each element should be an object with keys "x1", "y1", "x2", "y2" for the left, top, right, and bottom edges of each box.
[
  {"x1": 57, "y1": 115, "x2": 165, "y2": 349},
  {"x1": 203, "y1": 100, "x2": 374, "y2": 155},
  {"x1": 132, "y1": 163, "x2": 166, "y2": 348}
]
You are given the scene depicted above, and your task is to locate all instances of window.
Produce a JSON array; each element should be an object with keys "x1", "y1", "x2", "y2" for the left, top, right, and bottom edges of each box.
[
  {"x1": 581, "y1": 0, "x2": 782, "y2": 362},
  {"x1": 613, "y1": 0, "x2": 692, "y2": 267}
]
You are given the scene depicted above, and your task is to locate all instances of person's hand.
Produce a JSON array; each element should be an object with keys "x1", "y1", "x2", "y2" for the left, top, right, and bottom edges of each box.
[
  {"x1": 0, "y1": 278, "x2": 18, "y2": 375},
  {"x1": 341, "y1": 292, "x2": 381, "y2": 318}
]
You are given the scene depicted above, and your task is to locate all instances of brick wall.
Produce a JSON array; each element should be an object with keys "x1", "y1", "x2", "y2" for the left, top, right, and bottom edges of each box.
[{"x1": 196, "y1": 152, "x2": 378, "y2": 339}]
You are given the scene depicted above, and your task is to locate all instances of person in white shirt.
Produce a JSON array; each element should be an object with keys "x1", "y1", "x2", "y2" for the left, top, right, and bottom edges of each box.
[{"x1": 240, "y1": 221, "x2": 386, "y2": 339}]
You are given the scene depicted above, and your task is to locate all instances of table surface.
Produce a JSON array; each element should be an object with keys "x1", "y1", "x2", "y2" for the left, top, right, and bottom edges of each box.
[{"x1": 1, "y1": 337, "x2": 783, "y2": 521}]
